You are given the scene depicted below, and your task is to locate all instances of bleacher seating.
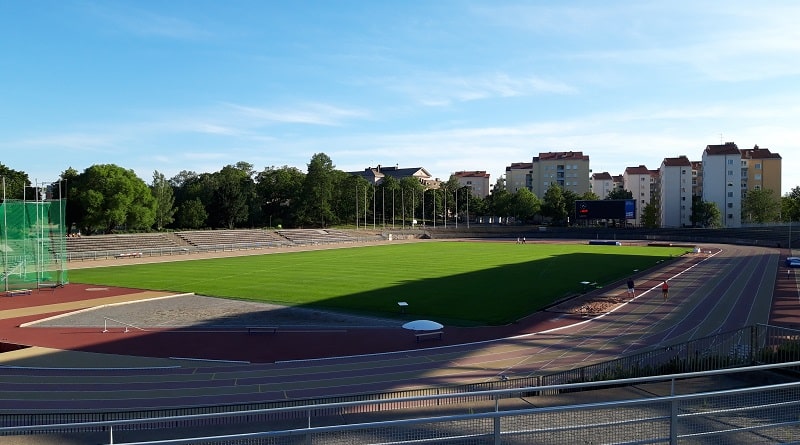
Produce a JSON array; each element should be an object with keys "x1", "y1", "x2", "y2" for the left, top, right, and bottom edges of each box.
[
  {"x1": 65, "y1": 233, "x2": 185, "y2": 260},
  {"x1": 277, "y1": 229, "x2": 364, "y2": 245},
  {"x1": 61, "y1": 229, "x2": 383, "y2": 261},
  {"x1": 175, "y1": 229, "x2": 289, "y2": 248}
]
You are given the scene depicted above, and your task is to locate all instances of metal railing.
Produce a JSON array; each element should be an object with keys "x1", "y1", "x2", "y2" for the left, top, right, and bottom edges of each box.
[{"x1": 1, "y1": 361, "x2": 799, "y2": 444}]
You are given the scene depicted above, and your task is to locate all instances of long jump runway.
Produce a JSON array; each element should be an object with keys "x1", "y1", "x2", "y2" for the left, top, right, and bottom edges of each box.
[{"x1": 0, "y1": 244, "x2": 790, "y2": 412}]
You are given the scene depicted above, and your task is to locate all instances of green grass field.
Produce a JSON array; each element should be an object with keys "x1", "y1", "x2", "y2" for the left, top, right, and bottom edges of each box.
[{"x1": 69, "y1": 242, "x2": 689, "y2": 326}]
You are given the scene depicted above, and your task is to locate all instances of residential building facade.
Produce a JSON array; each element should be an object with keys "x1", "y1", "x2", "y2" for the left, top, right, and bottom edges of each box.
[
  {"x1": 590, "y1": 172, "x2": 615, "y2": 199},
  {"x1": 531, "y1": 151, "x2": 591, "y2": 198},
  {"x1": 504, "y1": 162, "x2": 533, "y2": 194},
  {"x1": 702, "y1": 142, "x2": 742, "y2": 228},
  {"x1": 623, "y1": 165, "x2": 654, "y2": 225},
  {"x1": 740, "y1": 145, "x2": 782, "y2": 200},
  {"x1": 348, "y1": 165, "x2": 435, "y2": 187},
  {"x1": 659, "y1": 156, "x2": 693, "y2": 228},
  {"x1": 452, "y1": 171, "x2": 491, "y2": 199}
]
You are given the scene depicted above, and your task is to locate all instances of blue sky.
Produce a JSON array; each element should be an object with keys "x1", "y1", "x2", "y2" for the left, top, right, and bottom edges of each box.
[{"x1": 2, "y1": 1, "x2": 798, "y2": 195}]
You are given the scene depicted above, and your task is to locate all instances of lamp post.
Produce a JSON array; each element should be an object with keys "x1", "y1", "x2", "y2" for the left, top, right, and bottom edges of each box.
[
  {"x1": 355, "y1": 184, "x2": 358, "y2": 229},
  {"x1": 466, "y1": 186, "x2": 472, "y2": 230}
]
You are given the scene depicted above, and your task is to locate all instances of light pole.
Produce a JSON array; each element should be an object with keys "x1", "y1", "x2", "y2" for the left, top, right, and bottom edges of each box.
[
  {"x1": 364, "y1": 184, "x2": 367, "y2": 230},
  {"x1": 455, "y1": 187, "x2": 458, "y2": 228},
  {"x1": 355, "y1": 184, "x2": 358, "y2": 229},
  {"x1": 465, "y1": 186, "x2": 471, "y2": 229}
]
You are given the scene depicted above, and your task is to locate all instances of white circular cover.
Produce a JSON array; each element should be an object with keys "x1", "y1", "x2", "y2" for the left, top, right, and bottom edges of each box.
[{"x1": 402, "y1": 320, "x2": 444, "y2": 331}]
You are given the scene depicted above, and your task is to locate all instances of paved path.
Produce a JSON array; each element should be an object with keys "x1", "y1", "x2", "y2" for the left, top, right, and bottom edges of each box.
[{"x1": 0, "y1": 243, "x2": 792, "y2": 414}]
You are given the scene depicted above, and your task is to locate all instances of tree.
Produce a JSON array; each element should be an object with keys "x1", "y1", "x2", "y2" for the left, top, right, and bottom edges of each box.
[
  {"x1": 255, "y1": 165, "x2": 304, "y2": 228},
  {"x1": 641, "y1": 200, "x2": 660, "y2": 228},
  {"x1": 209, "y1": 165, "x2": 253, "y2": 229},
  {"x1": 561, "y1": 189, "x2": 580, "y2": 225},
  {"x1": 606, "y1": 189, "x2": 633, "y2": 200},
  {"x1": 379, "y1": 175, "x2": 400, "y2": 227},
  {"x1": 691, "y1": 196, "x2": 721, "y2": 228},
  {"x1": 511, "y1": 188, "x2": 540, "y2": 223},
  {"x1": 541, "y1": 184, "x2": 568, "y2": 224},
  {"x1": 176, "y1": 198, "x2": 207, "y2": 229},
  {"x1": 72, "y1": 164, "x2": 156, "y2": 233},
  {"x1": 486, "y1": 187, "x2": 513, "y2": 219},
  {"x1": 742, "y1": 188, "x2": 780, "y2": 224},
  {"x1": 58, "y1": 167, "x2": 82, "y2": 233},
  {"x1": 782, "y1": 186, "x2": 800, "y2": 222},
  {"x1": 0, "y1": 163, "x2": 30, "y2": 200},
  {"x1": 299, "y1": 153, "x2": 336, "y2": 227},
  {"x1": 400, "y1": 176, "x2": 424, "y2": 227},
  {"x1": 151, "y1": 171, "x2": 176, "y2": 231},
  {"x1": 580, "y1": 191, "x2": 600, "y2": 201},
  {"x1": 332, "y1": 173, "x2": 369, "y2": 227}
]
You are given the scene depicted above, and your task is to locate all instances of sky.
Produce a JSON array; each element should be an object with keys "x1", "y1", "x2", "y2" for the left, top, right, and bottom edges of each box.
[{"x1": 1, "y1": 1, "x2": 799, "y2": 195}]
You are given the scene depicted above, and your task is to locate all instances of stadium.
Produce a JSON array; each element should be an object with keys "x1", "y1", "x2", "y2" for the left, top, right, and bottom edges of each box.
[{"x1": 0, "y1": 199, "x2": 799, "y2": 444}]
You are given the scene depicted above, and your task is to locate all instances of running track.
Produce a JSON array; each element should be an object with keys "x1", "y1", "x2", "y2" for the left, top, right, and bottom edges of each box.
[{"x1": 0, "y1": 243, "x2": 795, "y2": 412}]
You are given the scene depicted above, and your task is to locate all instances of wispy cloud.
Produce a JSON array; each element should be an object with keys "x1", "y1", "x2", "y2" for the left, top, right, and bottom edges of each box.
[
  {"x1": 84, "y1": 3, "x2": 212, "y2": 40},
  {"x1": 386, "y1": 72, "x2": 576, "y2": 106},
  {"x1": 225, "y1": 102, "x2": 370, "y2": 126}
]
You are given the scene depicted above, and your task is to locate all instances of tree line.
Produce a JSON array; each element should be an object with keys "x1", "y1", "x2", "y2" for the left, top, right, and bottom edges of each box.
[{"x1": 1, "y1": 154, "x2": 798, "y2": 234}]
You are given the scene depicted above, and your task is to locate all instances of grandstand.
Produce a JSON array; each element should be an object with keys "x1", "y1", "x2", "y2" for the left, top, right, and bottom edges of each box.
[
  {"x1": 65, "y1": 233, "x2": 186, "y2": 260},
  {"x1": 277, "y1": 228, "x2": 381, "y2": 244},
  {"x1": 62, "y1": 228, "x2": 386, "y2": 262},
  {"x1": 175, "y1": 228, "x2": 289, "y2": 248}
]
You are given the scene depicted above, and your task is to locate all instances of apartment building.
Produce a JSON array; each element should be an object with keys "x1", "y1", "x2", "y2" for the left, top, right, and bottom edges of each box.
[
  {"x1": 590, "y1": 172, "x2": 615, "y2": 199},
  {"x1": 452, "y1": 171, "x2": 491, "y2": 199},
  {"x1": 623, "y1": 165, "x2": 656, "y2": 225},
  {"x1": 349, "y1": 165, "x2": 435, "y2": 187},
  {"x1": 659, "y1": 156, "x2": 693, "y2": 228},
  {"x1": 691, "y1": 161, "x2": 703, "y2": 197},
  {"x1": 531, "y1": 151, "x2": 591, "y2": 198},
  {"x1": 740, "y1": 145, "x2": 782, "y2": 199},
  {"x1": 504, "y1": 162, "x2": 533, "y2": 194},
  {"x1": 702, "y1": 142, "x2": 742, "y2": 228}
]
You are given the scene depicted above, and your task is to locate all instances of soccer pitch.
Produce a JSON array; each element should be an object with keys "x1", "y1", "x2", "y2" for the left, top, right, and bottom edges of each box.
[{"x1": 70, "y1": 242, "x2": 689, "y2": 326}]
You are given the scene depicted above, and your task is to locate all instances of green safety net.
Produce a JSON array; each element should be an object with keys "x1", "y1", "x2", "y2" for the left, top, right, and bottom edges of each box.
[{"x1": 0, "y1": 199, "x2": 68, "y2": 291}]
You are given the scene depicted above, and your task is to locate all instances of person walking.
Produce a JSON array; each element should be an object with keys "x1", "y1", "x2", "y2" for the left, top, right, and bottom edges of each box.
[
  {"x1": 662, "y1": 280, "x2": 669, "y2": 300},
  {"x1": 626, "y1": 278, "x2": 635, "y2": 298}
]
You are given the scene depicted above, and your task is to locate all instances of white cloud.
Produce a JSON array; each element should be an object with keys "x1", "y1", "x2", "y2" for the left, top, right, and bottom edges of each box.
[
  {"x1": 85, "y1": 3, "x2": 212, "y2": 40},
  {"x1": 384, "y1": 72, "x2": 576, "y2": 106},
  {"x1": 225, "y1": 102, "x2": 369, "y2": 126}
]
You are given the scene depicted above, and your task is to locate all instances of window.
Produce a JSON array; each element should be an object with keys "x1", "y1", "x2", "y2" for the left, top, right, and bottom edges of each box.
[
  {"x1": 728, "y1": 203, "x2": 733, "y2": 208},
  {"x1": 728, "y1": 170, "x2": 734, "y2": 176},
  {"x1": 728, "y1": 213, "x2": 733, "y2": 219},
  {"x1": 755, "y1": 174, "x2": 762, "y2": 180},
  {"x1": 755, "y1": 163, "x2": 762, "y2": 169},
  {"x1": 728, "y1": 191, "x2": 734, "y2": 197},
  {"x1": 682, "y1": 196, "x2": 686, "y2": 201},
  {"x1": 728, "y1": 159, "x2": 734, "y2": 165}
]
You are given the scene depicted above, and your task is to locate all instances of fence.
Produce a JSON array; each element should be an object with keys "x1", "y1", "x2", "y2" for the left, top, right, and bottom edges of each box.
[
  {"x1": 1, "y1": 361, "x2": 798, "y2": 444},
  {"x1": 0, "y1": 325, "x2": 800, "y2": 444}
]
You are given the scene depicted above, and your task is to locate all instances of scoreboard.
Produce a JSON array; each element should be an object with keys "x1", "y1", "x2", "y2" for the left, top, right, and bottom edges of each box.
[{"x1": 575, "y1": 199, "x2": 636, "y2": 220}]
